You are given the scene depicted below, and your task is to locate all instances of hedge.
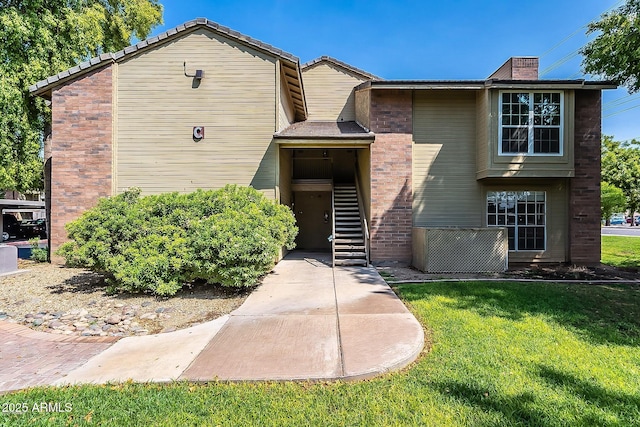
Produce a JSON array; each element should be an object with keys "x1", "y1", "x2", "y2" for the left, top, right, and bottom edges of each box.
[{"x1": 57, "y1": 185, "x2": 298, "y2": 296}]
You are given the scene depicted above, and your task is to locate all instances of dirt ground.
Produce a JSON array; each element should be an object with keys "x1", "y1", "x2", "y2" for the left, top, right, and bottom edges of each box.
[
  {"x1": 0, "y1": 260, "x2": 250, "y2": 337},
  {"x1": 377, "y1": 263, "x2": 640, "y2": 283}
]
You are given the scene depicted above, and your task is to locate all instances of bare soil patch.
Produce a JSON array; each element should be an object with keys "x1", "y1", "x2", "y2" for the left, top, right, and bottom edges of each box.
[
  {"x1": 0, "y1": 260, "x2": 250, "y2": 337},
  {"x1": 378, "y1": 263, "x2": 640, "y2": 283}
]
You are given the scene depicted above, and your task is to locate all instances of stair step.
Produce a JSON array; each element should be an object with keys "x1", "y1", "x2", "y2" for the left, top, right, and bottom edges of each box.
[
  {"x1": 334, "y1": 259, "x2": 367, "y2": 266},
  {"x1": 335, "y1": 245, "x2": 365, "y2": 251},
  {"x1": 334, "y1": 233, "x2": 363, "y2": 238},
  {"x1": 335, "y1": 252, "x2": 367, "y2": 258},
  {"x1": 334, "y1": 238, "x2": 364, "y2": 244}
]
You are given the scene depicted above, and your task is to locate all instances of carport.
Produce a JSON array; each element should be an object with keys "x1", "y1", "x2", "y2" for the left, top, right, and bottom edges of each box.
[{"x1": 0, "y1": 199, "x2": 46, "y2": 275}]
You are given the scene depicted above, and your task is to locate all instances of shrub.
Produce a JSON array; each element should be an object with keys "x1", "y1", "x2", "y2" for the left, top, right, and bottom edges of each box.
[
  {"x1": 57, "y1": 185, "x2": 298, "y2": 295},
  {"x1": 29, "y1": 237, "x2": 48, "y2": 262}
]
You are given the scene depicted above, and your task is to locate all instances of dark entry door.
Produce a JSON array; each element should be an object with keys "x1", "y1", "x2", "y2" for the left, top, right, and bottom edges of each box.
[{"x1": 293, "y1": 191, "x2": 332, "y2": 251}]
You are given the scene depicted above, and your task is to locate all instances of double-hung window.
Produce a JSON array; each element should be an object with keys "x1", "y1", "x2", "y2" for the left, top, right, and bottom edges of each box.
[
  {"x1": 499, "y1": 92, "x2": 563, "y2": 155},
  {"x1": 487, "y1": 191, "x2": 546, "y2": 251}
]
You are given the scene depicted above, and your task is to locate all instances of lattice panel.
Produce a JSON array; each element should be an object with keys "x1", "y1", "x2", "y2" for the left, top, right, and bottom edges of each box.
[{"x1": 425, "y1": 228, "x2": 508, "y2": 273}]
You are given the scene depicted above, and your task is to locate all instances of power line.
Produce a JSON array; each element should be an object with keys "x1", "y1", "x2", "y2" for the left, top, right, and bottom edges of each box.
[
  {"x1": 540, "y1": 0, "x2": 623, "y2": 59},
  {"x1": 540, "y1": 49, "x2": 580, "y2": 76},
  {"x1": 604, "y1": 104, "x2": 640, "y2": 118},
  {"x1": 539, "y1": 0, "x2": 625, "y2": 78},
  {"x1": 604, "y1": 94, "x2": 640, "y2": 110}
]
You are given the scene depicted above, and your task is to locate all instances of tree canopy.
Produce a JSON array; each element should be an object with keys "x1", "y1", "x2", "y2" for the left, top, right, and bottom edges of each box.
[
  {"x1": 0, "y1": 0, "x2": 163, "y2": 193},
  {"x1": 601, "y1": 135, "x2": 640, "y2": 223},
  {"x1": 601, "y1": 182, "x2": 626, "y2": 225},
  {"x1": 581, "y1": 0, "x2": 640, "y2": 92}
]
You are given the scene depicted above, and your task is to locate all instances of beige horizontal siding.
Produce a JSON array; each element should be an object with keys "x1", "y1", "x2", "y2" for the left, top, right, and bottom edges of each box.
[
  {"x1": 116, "y1": 28, "x2": 277, "y2": 198},
  {"x1": 302, "y1": 63, "x2": 366, "y2": 121},
  {"x1": 476, "y1": 89, "x2": 489, "y2": 177},
  {"x1": 413, "y1": 91, "x2": 481, "y2": 227}
]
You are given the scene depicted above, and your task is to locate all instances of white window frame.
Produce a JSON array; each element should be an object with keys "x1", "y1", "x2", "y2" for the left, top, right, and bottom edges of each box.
[
  {"x1": 498, "y1": 91, "x2": 564, "y2": 156},
  {"x1": 487, "y1": 191, "x2": 546, "y2": 252}
]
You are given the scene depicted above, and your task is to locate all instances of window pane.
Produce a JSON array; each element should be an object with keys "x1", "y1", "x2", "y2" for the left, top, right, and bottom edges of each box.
[
  {"x1": 508, "y1": 227, "x2": 515, "y2": 251},
  {"x1": 533, "y1": 128, "x2": 560, "y2": 153},
  {"x1": 501, "y1": 91, "x2": 562, "y2": 156},
  {"x1": 487, "y1": 190, "x2": 546, "y2": 252},
  {"x1": 502, "y1": 127, "x2": 528, "y2": 153}
]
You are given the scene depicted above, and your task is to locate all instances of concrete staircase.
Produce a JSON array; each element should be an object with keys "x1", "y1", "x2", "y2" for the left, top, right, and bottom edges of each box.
[{"x1": 333, "y1": 184, "x2": 367, "y2": 266}]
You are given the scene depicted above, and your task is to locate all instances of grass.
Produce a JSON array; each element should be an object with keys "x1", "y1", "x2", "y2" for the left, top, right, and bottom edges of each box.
[
  {"x1": 3, "y1": 280, "x2": 640, "y2": 426},
  {"x1": 602, "y1": 235, "x2": 640, "y2": 268}
]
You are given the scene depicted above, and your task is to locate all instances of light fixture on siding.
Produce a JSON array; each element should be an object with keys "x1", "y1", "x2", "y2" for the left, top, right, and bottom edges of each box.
[{"x1": 184, "y1": 62, "x2": 204, "y2": 80}]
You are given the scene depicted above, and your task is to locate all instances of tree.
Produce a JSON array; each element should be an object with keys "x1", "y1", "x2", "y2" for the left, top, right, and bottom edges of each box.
[
  {"x1": 0, "y1": 0, "x2": 163, "y2": 193},
  {"x1": 581, "y1": 0, "x2": 640, "y2": 92},
  {"x1": 601, "y1": 182, "x2": 626, "y2": 225},
  {"x1": 601, "y1": 135, "x2": 640, "y2": 224}
]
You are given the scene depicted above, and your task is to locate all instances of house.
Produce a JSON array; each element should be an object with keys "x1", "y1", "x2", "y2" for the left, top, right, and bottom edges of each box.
[{"x1": 30, "y1": 18, "x2": 615, "y2": 271}]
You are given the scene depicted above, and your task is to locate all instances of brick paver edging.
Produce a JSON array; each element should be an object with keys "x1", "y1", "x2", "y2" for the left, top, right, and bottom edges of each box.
[{"x1": 0, "y1": 321, "x2": 120, "y2": 343}]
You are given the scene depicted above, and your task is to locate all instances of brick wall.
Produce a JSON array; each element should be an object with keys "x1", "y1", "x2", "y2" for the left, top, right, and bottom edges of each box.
[
  {"x1": 488, "y1": 57, "x2": 539, "y2": 80},
  {"x1": 511, "y1": 58, "x2": 539, "y2": 80},
  {"x1": 569, "y1": 90, "x2": 601, "y2": 265},
  {"x1": 50, "y1": 65, "x2": 113, "y2": 254},
  {"x1": 368, "y1": 90, "x2": 413, "y2": 263}
]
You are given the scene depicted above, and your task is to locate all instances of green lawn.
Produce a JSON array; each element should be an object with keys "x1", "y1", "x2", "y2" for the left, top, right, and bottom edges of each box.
[
  {"x1": 4, "y1": 280, "x2": 640, "y2": 426},
  {"x1": 602, "y1": 235, "x2": 640, "y2": 268}
]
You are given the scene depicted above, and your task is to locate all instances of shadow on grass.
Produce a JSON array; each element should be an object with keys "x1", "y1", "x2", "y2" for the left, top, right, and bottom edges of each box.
[
  {"x1": 536, "y1": 364, "x2": 640, "y2": 411},
  {"x1": 397, "y1": 281, "x2": 640, "y2": 347},
  {"x1": 433, "y1": 376, "x2": 638, "y2": 427}
]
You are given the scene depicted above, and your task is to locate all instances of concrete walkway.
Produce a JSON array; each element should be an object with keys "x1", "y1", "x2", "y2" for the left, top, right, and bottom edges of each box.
[{"x1": 1, "y1": 252, "x2": 424, "y2": 391}]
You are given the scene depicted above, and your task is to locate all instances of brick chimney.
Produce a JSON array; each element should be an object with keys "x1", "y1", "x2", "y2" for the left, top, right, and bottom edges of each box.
[{"x1": 488, "y1": 57, "x2": 539, "y2": 80}]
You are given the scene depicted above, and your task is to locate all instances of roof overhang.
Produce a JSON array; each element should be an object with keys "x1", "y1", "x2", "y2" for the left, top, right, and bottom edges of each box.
[
  {"x1": 301, "y1": 56, "x2": 379, "y2": 80},
  {"x1": 356, "y1": 79, "x2": 617, "y2": 91},
  {"x1": 274, "y1": 137, "x2": 374, "y2": 148},
  {"x1": 0, "y1": 200, "x2": 45, "y2": 210},
  {"x1": 486, "y1": 79, "x2": 618, "y2": 90}
]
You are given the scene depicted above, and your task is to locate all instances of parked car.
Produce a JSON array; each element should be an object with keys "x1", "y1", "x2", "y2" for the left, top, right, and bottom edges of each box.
[
  {"x1": 19, "y1": 218, "x2": 47, "y2": 239},
  {"x1": 2, "y1": 214, "x2": 21, "y2": 239},
  {"x1": 610, "y1": 214, "x2": 625, "y2": 225}
]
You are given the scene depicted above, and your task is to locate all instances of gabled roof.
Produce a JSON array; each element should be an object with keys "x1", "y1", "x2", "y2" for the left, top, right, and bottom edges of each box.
[
  {"x1": 301, "y1": 56, "x2": 379, "y2": 81},
  {"x1": 30, "y1": 17, "x2": 307, "y2": 120}
]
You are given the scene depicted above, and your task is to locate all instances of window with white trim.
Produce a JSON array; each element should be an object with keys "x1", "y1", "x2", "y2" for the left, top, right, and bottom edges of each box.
[
  {"x1": 499, "y1": 92, "x2": 563, "y2": 155},
  {"x1": 487, "y1": 191, "x2": 546, "y2": 251}
]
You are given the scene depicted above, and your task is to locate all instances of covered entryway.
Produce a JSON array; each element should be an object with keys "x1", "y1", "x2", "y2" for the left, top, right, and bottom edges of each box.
[{"x1": 274, "y1": 121, "x2": 374, "y2": 266}]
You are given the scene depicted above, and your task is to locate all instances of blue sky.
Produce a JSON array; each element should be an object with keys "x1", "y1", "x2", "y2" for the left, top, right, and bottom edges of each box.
[{"x1": 151, "y1": 0, "x2": 637, "y2": 141}]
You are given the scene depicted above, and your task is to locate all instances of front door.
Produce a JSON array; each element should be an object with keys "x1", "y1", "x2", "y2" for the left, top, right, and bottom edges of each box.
[{"x1": 293, "y1": 191, "x2": 332, "y2": 250}]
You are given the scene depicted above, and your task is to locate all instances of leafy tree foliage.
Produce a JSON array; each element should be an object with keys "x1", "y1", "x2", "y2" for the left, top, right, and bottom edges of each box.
[
  {"x1": 57, "y1": 186, "x2": 298, "y2": 296},
  {"x1": 601, "y1": 135, "x2": 640, "y2": 223},
  {"x1": 601, "y1": 182, "x2": 626, "y2": 225},
  {"x1": 0, "y1": 0, "x2": 162, "y2": 192},
  {"x1": 581, "y1": 0, "x2": 640, "y2": 92}
]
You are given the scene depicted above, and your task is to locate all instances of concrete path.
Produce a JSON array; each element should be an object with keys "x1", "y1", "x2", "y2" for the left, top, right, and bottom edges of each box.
[{"x1": 1, "y1": 252, "x2": 424, "y2": 391}]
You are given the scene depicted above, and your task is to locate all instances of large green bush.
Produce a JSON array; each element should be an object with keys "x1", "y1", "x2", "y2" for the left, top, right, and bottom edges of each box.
[{"x1": 57, "y1": 186, "x2": 297, "y2": 296}]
